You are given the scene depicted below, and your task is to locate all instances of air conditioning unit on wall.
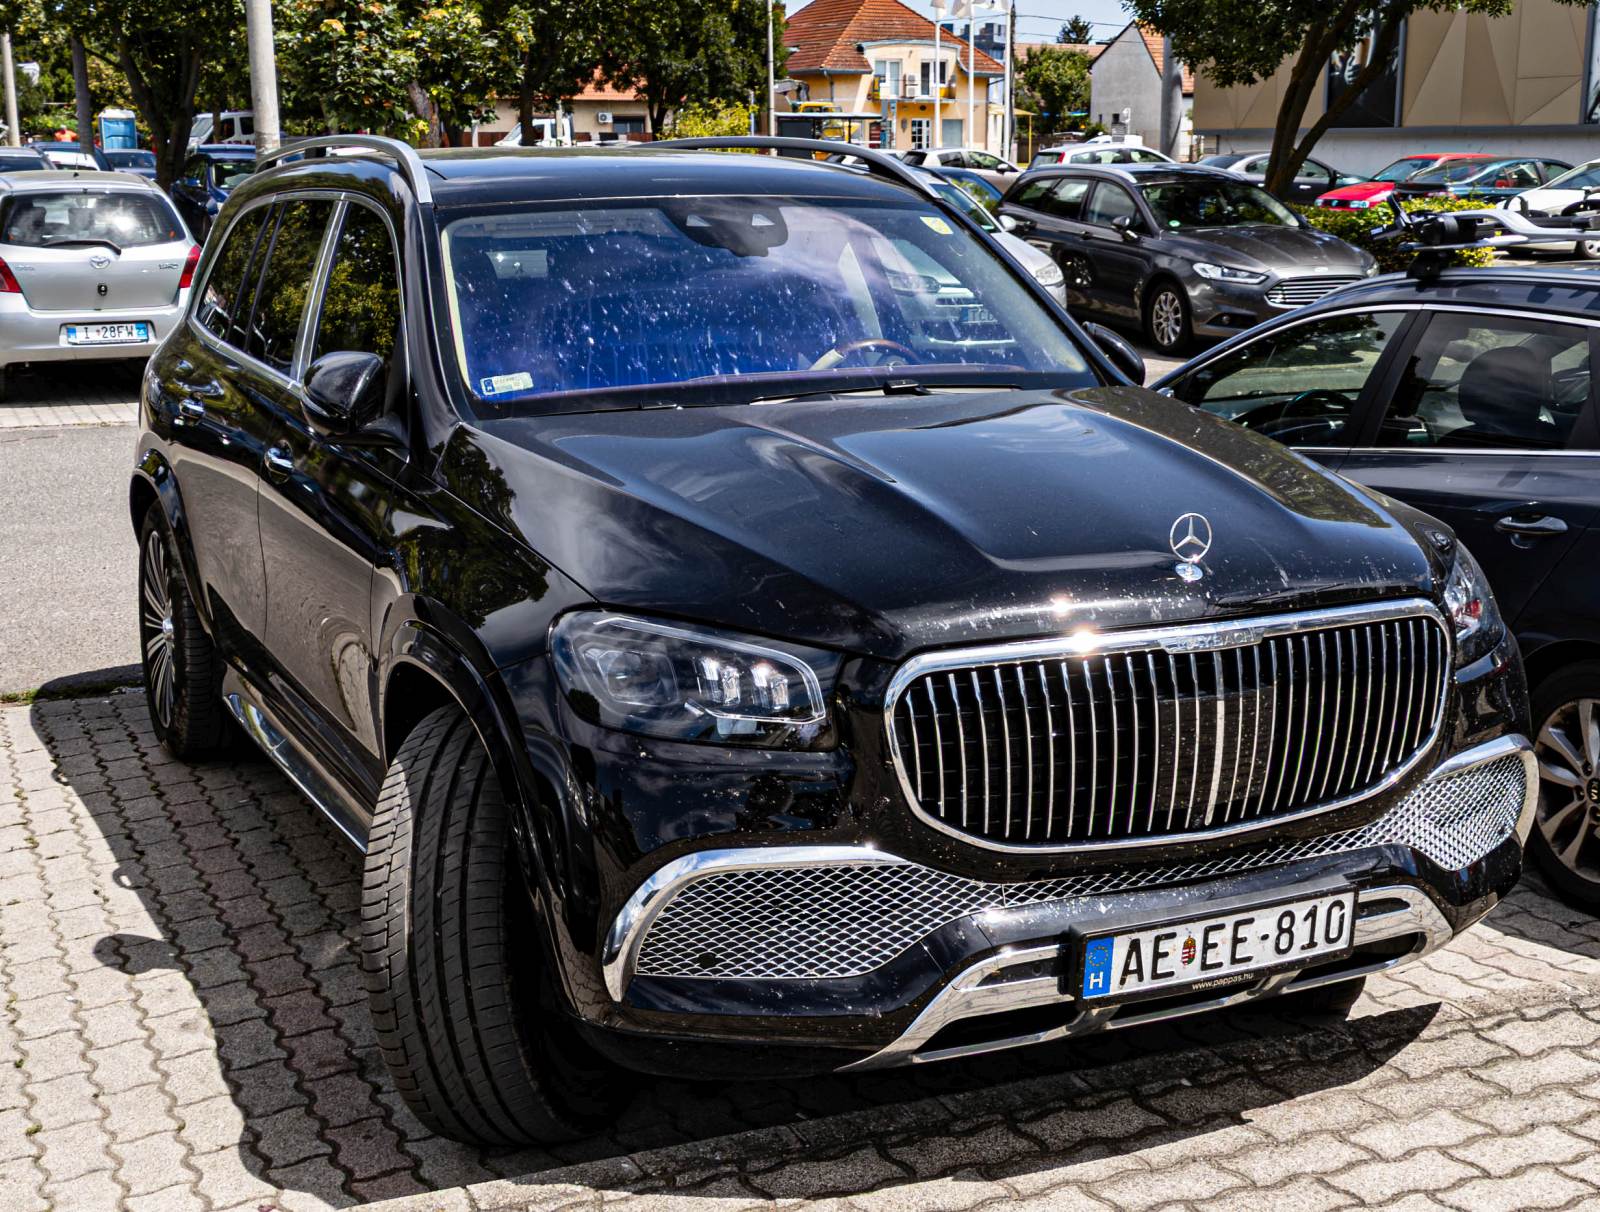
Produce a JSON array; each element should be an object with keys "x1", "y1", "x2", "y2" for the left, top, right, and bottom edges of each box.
[{"x1": 597, "y1": 111, "x2": 614, "y2": 125}]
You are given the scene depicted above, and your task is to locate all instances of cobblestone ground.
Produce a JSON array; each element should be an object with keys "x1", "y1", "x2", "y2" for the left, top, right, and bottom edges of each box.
[
  {"x1": 5, "y1": 692, "x2": 1600, "y2": 1212},
  {"x1": 0, "y1": 363, "x2": 140, "y2": 430}
]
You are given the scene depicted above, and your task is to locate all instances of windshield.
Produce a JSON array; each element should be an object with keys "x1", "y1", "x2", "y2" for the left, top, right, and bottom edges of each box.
[
  {"x1": 0, "y1": 190, "x2": 184, "y2": 248},
  {"x1": 0, "y1": 156, "x2": 44, "y2": 173},
  {"x1": 106, "y1": 151, "x2": 155, "y2": 168},
  {"x1": 1409, "y1": 161, "x2": 1502, "y2": 184},
  {"x1": 1371, "y1": 158, "x2": 1432, "y2": 183},
  {"x1": 930, "y1": 181, "x2": 997, "y2": 230},
  {"x1": 211, "y1": 159, "x2": 255, "y2": 189},
  {"x1": 440, "y1": 195, "x2": 1093, "y2": 413},
  {"x1": 1137, "y1": 179, "x2": 1297, "y2": 229},
  {"x1": 1544, "y1": 162, "x2": 1600, "y2": 191}
]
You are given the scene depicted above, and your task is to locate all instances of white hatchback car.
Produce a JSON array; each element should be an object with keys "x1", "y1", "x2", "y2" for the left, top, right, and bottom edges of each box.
[
  {"x1": 1502, "y1": 159, "x2": 1600, "y2": 259},
  {"x1": 0, "y1": 171, "x2": 196, "y2": 396}
]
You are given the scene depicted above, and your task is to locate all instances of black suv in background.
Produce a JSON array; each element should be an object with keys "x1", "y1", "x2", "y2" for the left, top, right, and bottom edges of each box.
[
  {"x1": 1158, "y1": 264, "x2": 1600, "y2": 908},
  {"x1": 132, "y1": 136, "x2": 1531, "y2": 1146}
]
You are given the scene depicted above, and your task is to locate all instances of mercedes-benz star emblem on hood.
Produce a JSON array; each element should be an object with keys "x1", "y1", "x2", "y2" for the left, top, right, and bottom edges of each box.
[{"x1": 1169, "y1": 512, "x2": 1213, "y2": 583}]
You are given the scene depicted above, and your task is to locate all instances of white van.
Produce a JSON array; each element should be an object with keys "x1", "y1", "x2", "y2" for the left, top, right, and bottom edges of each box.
[{"x1": 188, "y1": 111, "x2": 254, "y2": 148}]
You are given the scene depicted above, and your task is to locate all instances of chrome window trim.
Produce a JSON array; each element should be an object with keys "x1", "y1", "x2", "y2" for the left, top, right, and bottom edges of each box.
[
  {"x1": 1175, "y1": 301, "x2": 1600, "y2": 456},
  {"x1": 882, "y1": 598, "x2": 1451, "y2": 855}
]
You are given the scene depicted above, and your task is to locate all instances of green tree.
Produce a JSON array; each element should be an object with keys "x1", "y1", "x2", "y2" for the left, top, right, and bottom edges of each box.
[
  {"x1": 55, "y1": 0, "x2": 240, "y2": 186},
  {"x1": 476, "y1": 0, "x2": 609, "y2": 144},
  {"x1": 1018, "y1": 45, "x2": 1090, "y2": 126},
  {"x1": 276, "y1": 0, "x2": 419, "y2": 136},
  {"x1": 664, "y1": 99, "x2": 754, "y2": 137},
  {"x1": 1127, "y1": 0, "x2": 1586, "y2": 195},
  {"x1": 1057, "y1": 15, "x2": 1093, "y2": 43},
  {"x1": 606, "y1": 0, "x2": 782, "y2": 134},
  {"x1": 405, "y1": 0, "x2": 500, "y2": 146}
]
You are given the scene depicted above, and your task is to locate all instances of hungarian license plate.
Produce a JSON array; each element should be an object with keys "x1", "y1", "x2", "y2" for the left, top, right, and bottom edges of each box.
[
  {"x1": 1078, "y1": 890, "x2": 1356, "y2": 1002},
  {"x1": 64, "y1": 322, "x2": 150, "y2": 345}
]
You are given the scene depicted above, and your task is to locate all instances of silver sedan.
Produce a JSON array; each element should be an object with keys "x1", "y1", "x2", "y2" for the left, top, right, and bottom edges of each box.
[{"x1": 0, "y1": 171, "x2": 197, "y2": 397}]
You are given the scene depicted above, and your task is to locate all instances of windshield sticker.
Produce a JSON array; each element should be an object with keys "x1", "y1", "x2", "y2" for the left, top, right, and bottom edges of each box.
[
  {"x1": 480, "y1": 372, "x2": 534, "y2": 396},
  {"x1": 921, "y1": 216, "x2": 953, "y2": 235}
]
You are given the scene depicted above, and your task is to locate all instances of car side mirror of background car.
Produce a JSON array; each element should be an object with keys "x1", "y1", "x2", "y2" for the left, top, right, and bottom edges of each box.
[
  {"x1": 1111, "y1": 214, "x2": 1140, "y2": 241},
  {"x1": 1083, "y1": 322, "x2": 1145, "y2": 386},
  {"x1": 304, "y1": 351, "x2": 387, "y2": 435},
  {"x1": 998, "y1": 213, "x2": 1020, "y2": 232}
]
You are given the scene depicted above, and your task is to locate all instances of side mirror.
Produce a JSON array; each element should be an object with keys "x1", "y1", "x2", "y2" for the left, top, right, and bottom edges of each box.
[
  {"x1": 303, "y1": 350, "x2": 386, "y2": 434},
  {"x1": 1111, "y1": 214, "x2": 1140, "y2": 240},
  {"x1": 998, "y1": 213, "x2": 1020, "y2": 232},
  {"x1": 1083, "y1": 322, "x2": 1145, "y2": 386}
]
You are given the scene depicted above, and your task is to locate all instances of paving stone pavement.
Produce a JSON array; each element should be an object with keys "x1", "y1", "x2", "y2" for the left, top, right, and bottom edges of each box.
[
  {"x1": 0, "y1": 362, "x2": 141, "y2": 430},
  {"x1": 6, "y1": 692, "x2": 1600, "y2": 1211}
]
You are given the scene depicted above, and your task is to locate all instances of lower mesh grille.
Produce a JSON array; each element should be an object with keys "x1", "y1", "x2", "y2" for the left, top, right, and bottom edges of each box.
[{"x1": 631, "y1": 752, "x2": 1527, "y2": 982}]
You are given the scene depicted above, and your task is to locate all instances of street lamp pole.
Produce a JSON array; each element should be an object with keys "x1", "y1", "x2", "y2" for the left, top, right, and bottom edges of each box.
[
  {"x1": 245, "y1": 0, "x2": 281, "y2": 154},
  {"x1": 931, "y1": 0, "x2": 945, "y2": 148},
  {"x1": 1, "y1": 33, "x2": 19, "y2": 148},
  {"x1": 766, "y1": 0, "x2": 776, "y2": 136}
]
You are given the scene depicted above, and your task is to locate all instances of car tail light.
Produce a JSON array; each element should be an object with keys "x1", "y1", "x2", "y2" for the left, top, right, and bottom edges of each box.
[
  {"x1": 0, "y1": 257, "x2": 20, "y2": 293},
  {"x1": 178, "y1": 245, "x2": 199, "y2": 290}
]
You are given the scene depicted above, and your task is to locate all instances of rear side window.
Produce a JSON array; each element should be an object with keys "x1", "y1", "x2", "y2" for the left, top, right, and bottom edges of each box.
[
  {"x1": 242, "y1": 199, "x2": 333, "y2": 372},
  {"x1": 1038, "y1": 178, "x2": 1089, "y2": 220},
  {"x1": 196, "y1": 206, "x2": 270, "y2": 346},
  {"x1": 1084, "y1": 183, "x2": 1137, "y2": 227},
  {"x1": 0, "y1": 190, "x2": 183, "y2": 248},
  {"x1": 311, "y1": 203, "x2": 400, "y2": 371},
  {"x1": 1010, "y1": 176, "x2": 1058, "y2": 208}
]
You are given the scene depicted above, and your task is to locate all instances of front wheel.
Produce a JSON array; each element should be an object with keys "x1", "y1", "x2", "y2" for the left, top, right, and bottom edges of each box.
[
  {"x1": 137, "y1": 502, "x2": 227, "y2": 758},
  {"x1": 1577, "y1": 239, "x2": 1600, "y2": 261},
  {"x1": 361, "y1": 706, "x2": 623, "y2": 1145},
  {"x1": 1144, "y1": 282, "x2": 1191, "y2": 354},
  {"x1": 1528, "y1": 663, "x2": 1600, "y2": 909}
]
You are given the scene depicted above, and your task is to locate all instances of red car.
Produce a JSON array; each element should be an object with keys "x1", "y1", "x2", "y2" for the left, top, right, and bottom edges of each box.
[{"x1": 1316, "y1": 153, "x2": 1496, "y2": 209}]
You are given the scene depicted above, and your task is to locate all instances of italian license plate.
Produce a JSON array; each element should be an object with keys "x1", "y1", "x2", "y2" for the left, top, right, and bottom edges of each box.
[
  {"x1": 1078, "y1": 890, "x2": 1356, "y2": 1002},
  {"x1": 64, "y1": 322, "x2": 150, "y2": 345}
]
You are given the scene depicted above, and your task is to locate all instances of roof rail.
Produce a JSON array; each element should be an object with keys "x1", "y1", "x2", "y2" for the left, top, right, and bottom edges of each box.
[
  {"x1": 649, "y1": 136, "x2": 929, "y2": 193},
  {"x1": 1371, "y1": 196, "x2": 1600, "y2": 280},
  {"x1": 254, "y1": 135, "x2": 434, "y2": 205}
]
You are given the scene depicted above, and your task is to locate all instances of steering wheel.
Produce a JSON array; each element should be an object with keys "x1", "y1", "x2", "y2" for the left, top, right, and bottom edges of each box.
[{"x1": 809, "y1": 337, "x2": 923, "y2": 372}]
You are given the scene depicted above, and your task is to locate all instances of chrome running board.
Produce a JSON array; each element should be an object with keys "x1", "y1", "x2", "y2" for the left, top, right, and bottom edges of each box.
[
  {"x1": 223, "y1": 684, "x2": 371, "y2": 852},
  {"x1": 840, "y1": 884, "x2": 1452, "y2": 1071}
]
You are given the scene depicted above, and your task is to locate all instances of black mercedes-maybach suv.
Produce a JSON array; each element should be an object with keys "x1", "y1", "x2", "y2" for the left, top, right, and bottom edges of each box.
[{"x1": 128, "y1": 135, "x2": 1532, "y2": 1146}]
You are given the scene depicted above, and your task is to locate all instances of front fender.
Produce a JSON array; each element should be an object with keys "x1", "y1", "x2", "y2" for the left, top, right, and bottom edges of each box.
[{"x1": 131, "y1": 449, "x2": 208, "y2": 636}]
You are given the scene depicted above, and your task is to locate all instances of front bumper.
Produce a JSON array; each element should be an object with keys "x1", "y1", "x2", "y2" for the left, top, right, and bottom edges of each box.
[
  {"x1": 0, "y1": 292, "x2": 187, "y2": 366},
  {"x1": 588, "y1": 734, "x2": 1533, "y2": 1075}
]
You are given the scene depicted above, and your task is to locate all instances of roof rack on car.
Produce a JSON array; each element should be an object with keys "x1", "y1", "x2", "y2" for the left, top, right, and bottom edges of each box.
[
  {"x1": 254, "y1": 135, "x2": 434, "y2": 205},
  {"x1": 1372, "y1": 196, "x2": 1600, "y2": 280},
  {"x1": 649, "y1": 136, "x2": 930, "y2": 194}
]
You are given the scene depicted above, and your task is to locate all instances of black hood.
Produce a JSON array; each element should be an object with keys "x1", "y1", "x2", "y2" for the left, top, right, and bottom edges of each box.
[
  {"x1": 444, "y1": 387, "x2": 1442, "y2": 660},
  {"x1": 1162, "y1": 225, "x2": 1372, "y2": 273}
]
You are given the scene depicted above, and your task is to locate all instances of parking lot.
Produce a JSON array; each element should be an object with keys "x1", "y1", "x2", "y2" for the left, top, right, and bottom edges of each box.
[{"x1": 2, "y1": 319, "x2": 1598, "y2": 1211}]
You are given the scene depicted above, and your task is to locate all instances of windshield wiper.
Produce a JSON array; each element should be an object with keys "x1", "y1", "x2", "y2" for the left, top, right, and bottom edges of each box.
[
  {"x1": 41, "y1": 237, "x2": 122, "y2": 253},
  {"x1": 748, "y1": 378, "x2": 1021, "y2": 405}
]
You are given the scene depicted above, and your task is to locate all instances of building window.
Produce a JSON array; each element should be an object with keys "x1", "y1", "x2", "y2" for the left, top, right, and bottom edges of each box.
[{"x1": 910, "y1": 118, "x2": 931, "y2": 149}]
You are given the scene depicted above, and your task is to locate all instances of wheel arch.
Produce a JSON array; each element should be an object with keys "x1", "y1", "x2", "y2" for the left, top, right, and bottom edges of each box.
[
  {"x1": 130, "y1": 451, "x2": 207, "y2": 632},
  {"x1": 1521, "y1": 636, "x2": 1600, "y2": 701}
]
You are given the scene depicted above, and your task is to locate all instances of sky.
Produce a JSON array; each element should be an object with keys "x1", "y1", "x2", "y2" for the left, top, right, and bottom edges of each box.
[{"x1": 786, "y1": 0, "x2": 1136, "y2": 44}]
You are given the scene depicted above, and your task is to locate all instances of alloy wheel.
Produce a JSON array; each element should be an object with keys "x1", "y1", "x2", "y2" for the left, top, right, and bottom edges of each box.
[
  {"x1": 1150, "y1": 290, "x2": 1184, "y2": 349},
  {"x1": 1580, "y1": 239, "x2": 1600, "y2": 261},
  {"x1": 1534, "y1": 696, "x2": 1600, "y2": 888},
  {"x1": 140, "y1": 528, "x2": 177, "y2": 728}
]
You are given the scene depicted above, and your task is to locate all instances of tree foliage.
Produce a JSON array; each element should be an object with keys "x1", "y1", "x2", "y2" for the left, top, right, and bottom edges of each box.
[
  {"x1": 1127, "y1": 0, "x2": 1586, "y2": 193},
  {"x1": 606, "y1": 0, "x2": 781, "y2": 133},
  {"x1": 664, "y1": 99, "x2": 754, "y2": 137},
  {"x1": 276, "y1": 0, "x2": 418, "y2": 135},
  {"x1": 1056, "y1": 15, "x2": 1093, "y2": 43},
  {"x1": 1018, "y1": 45, "x2": 1090, "y2": 125}
]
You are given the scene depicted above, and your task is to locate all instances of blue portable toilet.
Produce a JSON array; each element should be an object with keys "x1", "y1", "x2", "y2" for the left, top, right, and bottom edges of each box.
[{"x1": 97, "y1": 108, "x2": 137, "y2": 150}]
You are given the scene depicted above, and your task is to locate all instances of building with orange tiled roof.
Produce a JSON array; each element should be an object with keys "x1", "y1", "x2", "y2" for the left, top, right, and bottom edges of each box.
[
  {"x1": 783, "y1": 0, "x2": 1008, "y2": 152},
  {"x1": 1088, "y1": 20, "x2": 1194, "y2": 157}
]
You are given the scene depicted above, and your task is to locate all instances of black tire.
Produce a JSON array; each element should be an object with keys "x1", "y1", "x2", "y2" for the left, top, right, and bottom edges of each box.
[
  {"x1": 1527, "y1": 663, "x2": 1600, "y2": 909},
  {"x1": 361, "y1": 706, "x2": 622, "y2": 1146},
  {"x1": 138, "y1": 502, "x2": 228, "y2": 758},
  {"x1": 1285, "y1": 975, "x2": 1366, "y2": 1017},
  {"x1": 1143, "y1": 281, "x2": 1192, "y2": 354}
]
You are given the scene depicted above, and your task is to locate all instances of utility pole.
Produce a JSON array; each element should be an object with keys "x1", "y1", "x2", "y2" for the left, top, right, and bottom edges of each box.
[
  {"x1": 69, "y1": 35, "x2": 91, "y2": 151},
  {"x1": 1159, "y1": 34, "x2": 1181, "y2": 158},
  {"x1": 245, "y1": 0, "x2": 281, "y2": 153},
  {"x1": 1, "y1": 33, "x2": 18, "y2": 147},
  {"x1": 766, "y1": 0, "x2": 776, "y2": 135},
  {"x1": 1003, "y1": 0, "x2": 1014, "y2": 161}
]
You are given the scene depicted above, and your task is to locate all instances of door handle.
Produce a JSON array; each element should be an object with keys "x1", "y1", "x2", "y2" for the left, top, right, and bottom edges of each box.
[
  {"x1": 263, "y1": 445, "x2": 295, "y2": 477},
  {"x1": 178, "y1": 397, "x2": 206, "y2": 419},
  {"x1": 1494, "y1": 513, "x2": 1568, "y2": 538}
]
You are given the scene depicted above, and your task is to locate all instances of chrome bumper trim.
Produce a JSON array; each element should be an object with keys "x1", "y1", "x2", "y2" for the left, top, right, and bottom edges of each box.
[
  {"x1": 602, "y1": 735, "x2": 1532, "y2": 1002},
  {"x1": 839, "y1": 884, "x2": 1452, "y2": 1071}
]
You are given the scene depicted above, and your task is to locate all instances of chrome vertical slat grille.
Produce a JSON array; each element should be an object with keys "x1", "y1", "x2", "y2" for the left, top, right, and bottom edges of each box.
[{"x1": 886, "y1": 601, "x2": 1450, "y2": 852}]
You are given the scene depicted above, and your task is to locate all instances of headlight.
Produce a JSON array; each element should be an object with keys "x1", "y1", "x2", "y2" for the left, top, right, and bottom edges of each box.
[
  {"x1": 1442, "y1": 545, "x2": 1504, "y2": 666},
  {"x1": 550, "y1": 612, "x2": 831, "y2": 747},
  {"x1": 1193, "y1": 262, "x2": 1268, "y2": 285},
  {"x1": 1031, "y1": 259, "x2": 1065, "y2": 288}
]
